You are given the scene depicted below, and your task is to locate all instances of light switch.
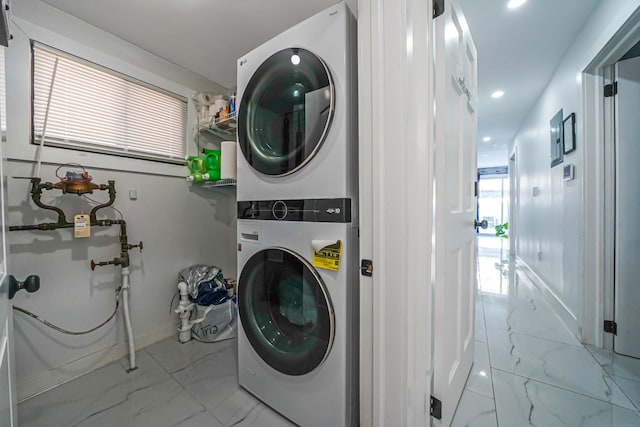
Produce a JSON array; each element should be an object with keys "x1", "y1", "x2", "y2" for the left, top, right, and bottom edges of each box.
[{"x1": 129, "y1": 188, "x2": 138, "y2": 200}]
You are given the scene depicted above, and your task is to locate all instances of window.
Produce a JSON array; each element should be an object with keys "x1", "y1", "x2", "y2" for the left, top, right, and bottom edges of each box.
[
  {"x1": 32, "y1": 43, "x2": 188, "y2": 163},
  {"x1": 477, "y1": 168, "x2": 510, "y2": 236}
]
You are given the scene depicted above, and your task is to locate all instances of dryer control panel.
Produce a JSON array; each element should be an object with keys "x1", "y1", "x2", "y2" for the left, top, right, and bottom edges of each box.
[{"x1": 238, "y1": 198, "x2": 351, "y2": 223}]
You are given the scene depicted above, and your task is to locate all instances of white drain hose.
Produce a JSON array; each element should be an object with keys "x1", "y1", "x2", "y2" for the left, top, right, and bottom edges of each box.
[{"x1": 121, "y1": 267, "x2": 136, "y2": 370}]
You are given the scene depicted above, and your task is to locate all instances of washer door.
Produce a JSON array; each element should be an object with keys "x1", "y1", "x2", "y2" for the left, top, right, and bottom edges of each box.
[
  {"x1": 239, "y1": 247, "x2": 335, "y2": 376},
  {"x1": 238, "y1": 48, "x2": 335, "y2": 176}
]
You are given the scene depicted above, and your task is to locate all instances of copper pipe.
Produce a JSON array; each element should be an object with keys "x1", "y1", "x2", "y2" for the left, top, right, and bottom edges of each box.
[
  {"x1": 29, "y1": 178, "x2": 68, "y2": 226},
  {"x1": 9, "y1": 178, "x2": 119, "y2": 232},
  {"x1": 89, "y1": 181, "x2": 116, "y2": 223}
]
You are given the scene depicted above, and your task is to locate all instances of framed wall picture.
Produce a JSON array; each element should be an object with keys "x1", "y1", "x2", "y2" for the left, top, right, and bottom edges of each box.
[{"x1": 563, "y1": 113, "x2": 576, "y2": 154}]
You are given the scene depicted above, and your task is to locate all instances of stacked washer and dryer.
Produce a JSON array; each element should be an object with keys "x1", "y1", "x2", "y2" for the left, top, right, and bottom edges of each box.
[{"x1": 235, "y1": 3, "x2": 358, "y2": 427}]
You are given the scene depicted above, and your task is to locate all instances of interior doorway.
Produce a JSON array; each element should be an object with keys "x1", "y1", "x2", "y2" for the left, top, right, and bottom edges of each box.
[
  {"x1": 612, "y1": 53, "x2": 640, "y2": 358},
  {"x1": 582, "y1": 7, "x2": 640, "y2": 350}
]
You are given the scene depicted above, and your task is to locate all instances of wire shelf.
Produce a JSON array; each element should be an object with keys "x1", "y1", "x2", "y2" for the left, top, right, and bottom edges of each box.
[
  {"x1": 200, "y1": 179, "x2": 237, "y2": 188},
  {"x1": 199, "y1": 112, "x2": 237, "y2": 138}
]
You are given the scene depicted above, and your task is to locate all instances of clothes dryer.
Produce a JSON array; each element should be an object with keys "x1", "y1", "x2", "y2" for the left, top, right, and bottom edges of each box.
[
  {"x1": 236, "y1": 2, "x2": 357, "y2": 201},
  {"x1": 237, "y1": 198, "x2": 358, "y2": 427}
]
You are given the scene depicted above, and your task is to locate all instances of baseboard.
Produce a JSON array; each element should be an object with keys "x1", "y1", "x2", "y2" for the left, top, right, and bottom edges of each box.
[
  {"x1": 516, "y1": 257, "x2": 582, "y2": 342},
  {"x1": 17, "y1": 322, "x2": 176, "y2": 402}
]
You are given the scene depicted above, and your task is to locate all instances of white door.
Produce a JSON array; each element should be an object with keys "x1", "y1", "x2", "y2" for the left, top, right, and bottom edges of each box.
[
  {"x1": 0, "y1": 45, "x2": 17, "y2": 427},
  {"x1": 614, "y1": 56, "x2": 640, "y2": 358},
  {"x1": 433, "y1": 1, "x2": 478, "y2": 424}
]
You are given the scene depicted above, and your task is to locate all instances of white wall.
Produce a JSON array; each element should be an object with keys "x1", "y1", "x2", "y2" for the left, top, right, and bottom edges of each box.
[
  {"x1": 511, "y1": 0, "x2": 640, "y2": 340},
  {"x1": 7, "y1": 0, "x2": 237, "y2": 400}
]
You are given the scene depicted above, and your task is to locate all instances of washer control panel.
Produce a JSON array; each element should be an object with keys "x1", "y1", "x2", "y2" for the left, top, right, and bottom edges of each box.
[{"x1": 238, "y1": 198, "x2": 351, "y2": 223}]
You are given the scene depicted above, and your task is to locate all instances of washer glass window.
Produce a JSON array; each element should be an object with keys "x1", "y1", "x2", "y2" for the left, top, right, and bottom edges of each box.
[
  {"x1": 238, "y1": 48, "x2": 334, "y2": 176},
  {"x1": 239, "y1": 248, "x2": 334, "y2": 376}
]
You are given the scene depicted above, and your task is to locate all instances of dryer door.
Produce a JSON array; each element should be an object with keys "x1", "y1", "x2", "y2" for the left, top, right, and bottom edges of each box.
[
  {"x1": 239, "y1": 247, "x2": 335, "y2": 376},
  {"x1": 238, "y1": 48, "x2": 335, "y2": 176}
]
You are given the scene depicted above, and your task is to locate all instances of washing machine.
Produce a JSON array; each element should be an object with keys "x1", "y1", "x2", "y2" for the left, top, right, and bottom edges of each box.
[
  {"x1": 236, "y1": 2, "x2": 357, "y2": 201},
  {"x1": 237, "y1": 198, "x2": 359, "y2": 427}
]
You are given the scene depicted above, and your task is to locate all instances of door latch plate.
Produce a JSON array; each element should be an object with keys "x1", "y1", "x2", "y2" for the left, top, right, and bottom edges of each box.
[{"x1": 360, "y1": 259, "x2": 373, "y2": 277}]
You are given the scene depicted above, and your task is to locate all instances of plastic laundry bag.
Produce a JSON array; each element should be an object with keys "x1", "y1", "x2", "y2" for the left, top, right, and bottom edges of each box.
[
  {"x1": 178, "y1": 265, "x2": 225, "y2": 301},
  {"x1": 191, "y1": 298, "x2": 238, "y2": 342}
]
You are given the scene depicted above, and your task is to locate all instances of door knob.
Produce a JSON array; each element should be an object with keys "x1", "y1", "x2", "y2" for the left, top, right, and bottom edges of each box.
[
  {"x1": 8, "y1": 275, "x2": 40, "y2": 300},
  {"x1": 474, "y1": 219, "x2": 488, "y2": 230}
]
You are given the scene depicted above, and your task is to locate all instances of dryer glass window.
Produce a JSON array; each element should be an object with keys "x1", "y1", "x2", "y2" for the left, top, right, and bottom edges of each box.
[
  {"x1": 238, "y1": 48, "x2": 334, "y2": 176},
  {"x1": 239, "y1": 248, "x2": 334, "y2": 376}
]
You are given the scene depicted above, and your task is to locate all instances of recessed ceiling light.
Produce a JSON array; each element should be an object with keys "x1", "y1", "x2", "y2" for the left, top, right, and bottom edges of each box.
[
  {"x1": 483, "y1": 137, "x2": 492, "y2": 142},
  {"x1": 491, "y1": 90, "x2": 505, "y2": 99},
  {"x1": 507, "y1": 0, "x2": 527, "y2": 9}
]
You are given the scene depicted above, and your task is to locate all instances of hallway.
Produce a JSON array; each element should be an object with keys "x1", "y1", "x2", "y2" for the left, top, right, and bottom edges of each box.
[{"x1": 451, "y1": 236, "x2": 640, "y2": 426}]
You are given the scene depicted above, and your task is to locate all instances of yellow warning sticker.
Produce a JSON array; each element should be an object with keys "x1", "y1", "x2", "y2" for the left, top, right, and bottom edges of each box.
[{"x1": 312, "y1": 240, "x2": 342, "y2": 271}]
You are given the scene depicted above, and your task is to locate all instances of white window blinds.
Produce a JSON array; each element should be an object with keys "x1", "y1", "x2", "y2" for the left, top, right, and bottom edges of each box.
[{"x1": 32, "y1": 43, "x2": 188, "y2": 163}]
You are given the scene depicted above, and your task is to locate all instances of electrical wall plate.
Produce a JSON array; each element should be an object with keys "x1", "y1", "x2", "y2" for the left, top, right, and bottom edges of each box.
[{"x1": 550, "y1": 109, "x2": 564, "y2": 167}]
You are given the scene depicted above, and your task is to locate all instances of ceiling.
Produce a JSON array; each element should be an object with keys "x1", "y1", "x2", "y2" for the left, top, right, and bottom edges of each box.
[
  {"x1": 41, "y1": 0, "x2": 341, "y2": 89},
  {"x1": 458, "y1": 0, "x2": 600, "y2": 167},
  {"x1": 42, "y1": 0, "x2": 599, "y2": 168}
]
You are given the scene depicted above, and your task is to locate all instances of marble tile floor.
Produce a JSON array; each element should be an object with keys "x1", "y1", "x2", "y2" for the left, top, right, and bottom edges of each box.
[
  {"x1": 18, "y1": 235, "x2": 640, "y2": 427},
  {"x1": 18, "y1": 338, "x2": 295, "y2": 427},
  {"x1": 451, "y1": 236, "x2": 640, "y2": 427}
]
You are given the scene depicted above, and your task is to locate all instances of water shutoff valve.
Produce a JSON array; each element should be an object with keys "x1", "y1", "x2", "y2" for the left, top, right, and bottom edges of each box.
[{"x1": 8, "y1": 275, "x2": 40, "y2": 299}]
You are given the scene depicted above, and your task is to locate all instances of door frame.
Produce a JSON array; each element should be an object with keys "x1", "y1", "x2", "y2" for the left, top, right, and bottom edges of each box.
[
  {"x1": 358, "y1": 0, "x2": 435, "y2": 425},
  {"x1": 509, "y1": 149, "x2": 518, "y2": 259},
  {"x1": 0, "y1": 43, "x2": 17, "y2": 426},
  {"x1": 582, "y1": 8, "x2": 640, "y2": 348}
]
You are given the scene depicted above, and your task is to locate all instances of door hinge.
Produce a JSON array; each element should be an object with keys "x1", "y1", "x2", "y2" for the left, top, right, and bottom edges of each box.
[
  {"x1": 433, "y1": 0, "x2": 445, "y2": 18},
  {"x1": 430, "y1": 396, "x2": 442, "y2": 420},
  {"x1": 360, "y1": 259, "x2": 373, "y2": 277},
  {"x1": 604, "y1": 82, "x2": 618, "y2": 97},
  {"x1": 604, "y1": 320, "x2": 617, "y2": 335},
  {"x1": 474, "y1": 181, "x2": 479, "y2": 197}
]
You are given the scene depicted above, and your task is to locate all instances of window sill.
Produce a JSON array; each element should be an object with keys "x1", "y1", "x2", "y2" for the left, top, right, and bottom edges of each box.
[{"x1": 7, "y1": 142, "x2": 189, "y2": 179}]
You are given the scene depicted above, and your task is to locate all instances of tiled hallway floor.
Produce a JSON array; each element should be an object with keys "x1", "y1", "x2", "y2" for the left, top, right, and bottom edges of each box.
[
  {"x1": 451, "y1": 236, "x2": 640, "y2": 426},
  {"x1": 18, "y1": 236, "x2": 640, "y2": 426}
]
